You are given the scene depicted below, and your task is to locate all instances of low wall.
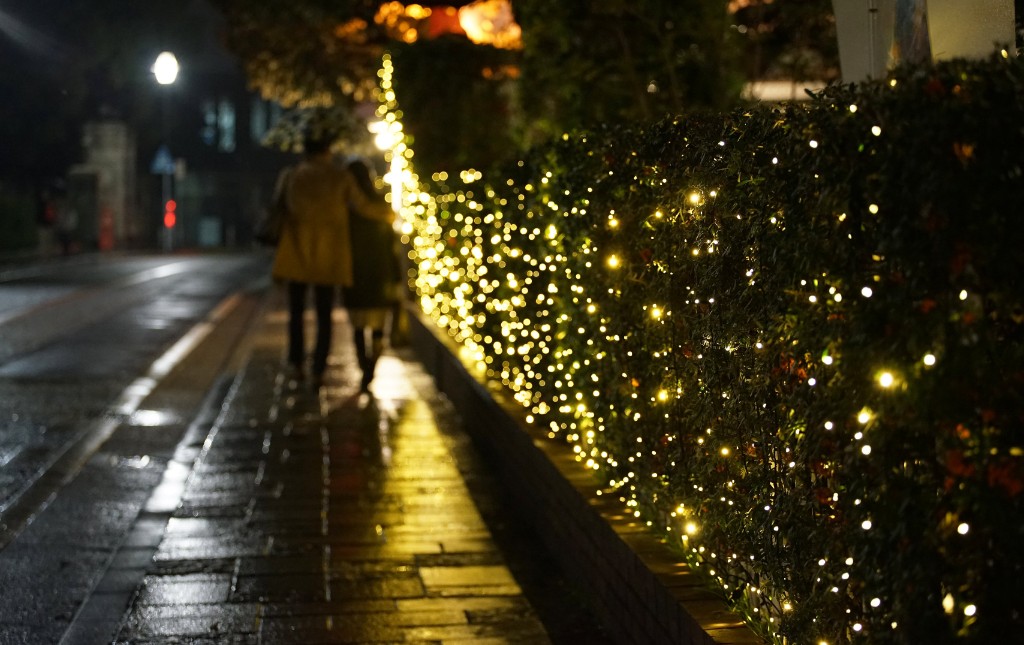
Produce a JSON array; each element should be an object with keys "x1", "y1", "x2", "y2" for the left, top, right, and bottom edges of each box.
[{"x1": 407, "y1": 304, "x2": 763, "y2": 645}]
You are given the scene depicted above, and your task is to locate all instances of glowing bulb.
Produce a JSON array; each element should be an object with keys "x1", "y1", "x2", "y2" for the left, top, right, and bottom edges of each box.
[
  {"x1": 720, "y1": 447, "x2": 730, "y2": 456},
  {"x1": 872, "y1": 125, "x2": 882, "y2": 136},
  {"x1": 822, "y1": 354, "x2": 834, "y2": 365},
  {"x1": 877, "y1": 372, "x2": 895, "y2": 388},
  {"x1": 964, "y1": 604, "x2": 977, "y2": 617},
  {"x1": 152, "y1": 51, "x2": 179, "y2": 85},
  {"x1": 685, "y1": 522, "x2": 698, "y2": 535},
  {"x1": 861, "y1": 520, "x2": 872, "y2": 530},
  {"x1": 868, "y1": 204, "x2": 879, "y2": 214},
  {"x1": 858, "y1": 408, "x2": 872, "y2": 424},
  {"x1": 607, "y1": 255, "x2": 621, "y2": 269},
  {"x1": 861, "y1": 286, "x2": 873, "y2": 297},
  {"x1": 923, "y1": 353, "x2": 937, "y2": 366},
  {"x1": 861, "y1": 445, "x2": 872, "y2": 455},
  {"x1": 809, "y1": 140, "x2": 819, "y2": 149},
  {"x1": 943, "y1": 594, "x2": 955, "y2": 614},
  {"x1": 853, "y1": 623, "x2": 863, "y2": 632},
  {"x1": 871, "y1": 598, "x2": 881, "y2": 608},
  {"x1": 957, "y1": 523, "x2": 969, "y2": 535},
  {"x1": 959, "y1": 290, "x2": 968, "y2": 301}
]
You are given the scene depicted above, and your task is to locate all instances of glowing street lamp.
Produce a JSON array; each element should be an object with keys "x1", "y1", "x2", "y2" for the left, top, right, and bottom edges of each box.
[
  {"x1": 152, "y1": 52, "x2": 179, "y2": 250},
  {"x1": 152, "y1": 51, "x2": 179, "y2": 85}
]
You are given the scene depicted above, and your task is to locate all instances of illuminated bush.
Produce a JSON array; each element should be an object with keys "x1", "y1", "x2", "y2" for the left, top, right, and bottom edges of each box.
[{"x1": 391, "y1": 53, "x2": 1024, "y2": 644}]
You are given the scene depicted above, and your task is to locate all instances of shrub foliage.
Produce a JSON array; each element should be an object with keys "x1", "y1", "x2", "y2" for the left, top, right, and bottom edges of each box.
[{"x1": 401, "y1": 54, "x2": 1024, "y2": 643}]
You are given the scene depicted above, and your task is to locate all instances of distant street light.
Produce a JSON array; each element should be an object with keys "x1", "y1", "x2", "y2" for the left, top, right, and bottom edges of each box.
[
  {"x1": 152, "y1": 51, "x2": 179, "y2": 251},
  {"x1": 152, "y1": 51, "x2": 179, "y2": 85}
]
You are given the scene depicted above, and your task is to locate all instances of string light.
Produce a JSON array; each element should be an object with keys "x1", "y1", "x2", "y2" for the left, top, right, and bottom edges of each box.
[{"x1": 380, "y1": 54, "x2": 1015, "y2": 645}]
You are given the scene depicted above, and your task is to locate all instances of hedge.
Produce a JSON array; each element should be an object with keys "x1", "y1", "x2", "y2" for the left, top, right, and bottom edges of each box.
[{"x1": 390, "y1": 53, "x2": 1024, "y2": 644}]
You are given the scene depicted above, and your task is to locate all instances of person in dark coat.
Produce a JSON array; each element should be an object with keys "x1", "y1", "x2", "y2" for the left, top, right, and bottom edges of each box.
[{"x1": 342, "y1": 158, "x2": 402, "y2": 392}]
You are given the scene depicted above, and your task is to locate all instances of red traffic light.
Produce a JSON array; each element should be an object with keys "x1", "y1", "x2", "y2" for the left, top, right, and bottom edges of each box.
[{"x1": 163, "y1": 199, "x2": 177, "y2": 228}]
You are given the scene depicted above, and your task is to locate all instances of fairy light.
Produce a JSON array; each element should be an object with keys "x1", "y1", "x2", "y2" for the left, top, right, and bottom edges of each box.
[
  {"x1": 943, "y1": 594, "x2": 956, "y2": 614},
  {"x1": 390, "y1": 55, "x2": 1009, "y2": 645}
]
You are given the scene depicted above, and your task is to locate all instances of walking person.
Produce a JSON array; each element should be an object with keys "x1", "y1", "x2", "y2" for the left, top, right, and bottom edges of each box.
[
  {"x1": 342, "y1": 157, "x2": 403, "y2": 393},
  {"x1": 271, "y1": 131, "x2": 394, "y2": 389}
]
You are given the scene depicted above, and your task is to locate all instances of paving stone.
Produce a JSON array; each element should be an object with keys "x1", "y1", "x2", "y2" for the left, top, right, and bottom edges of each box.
[
  {"x1": 117, "y1": 603, "x2": 260, "y2": 639},
  {"x1": 257, "y1": 614, "x2": 407, "y2": 643},
  {"x1": 231, "y1": 573, "x2": 328, "y2": 603},
  {"x1": 328, "y1": 574, "x2": 427, "y2": 601},
  {"x1": 135, "y1": 574, "x2": 232, "y2": 605},
  {"x1": 420, "y1": 565, "x2": 519, "y2": 589},
  {"x1": 259, "y1": 599, "x2": 396, "y2": 617}
]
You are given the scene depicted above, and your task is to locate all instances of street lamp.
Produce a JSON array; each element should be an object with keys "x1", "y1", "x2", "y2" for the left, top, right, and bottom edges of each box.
[
  {"x1": 152, "y1": 51, "x2": 179, "y2": 85},
  {"x1": 152, "y1": 52, "x2": 178, "y2": 251}
]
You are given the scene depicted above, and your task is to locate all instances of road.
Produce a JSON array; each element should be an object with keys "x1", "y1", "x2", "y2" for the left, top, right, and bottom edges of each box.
[
  {"x1": 0, "y1": 252, "x2": 273, "y2": 642},
  {"x1": 0, "y1": 253, "x2": 271, "y2": 532}
]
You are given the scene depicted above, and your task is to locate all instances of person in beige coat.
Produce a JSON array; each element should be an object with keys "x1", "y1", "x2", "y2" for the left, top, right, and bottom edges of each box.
[{"x1": 271, "y1": 132, "x2": 394, "y2": 388}]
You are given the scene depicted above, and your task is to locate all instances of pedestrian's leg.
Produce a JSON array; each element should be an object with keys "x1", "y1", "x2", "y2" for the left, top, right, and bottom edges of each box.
[
  {"x1": 361, "y1": 328, "x2": 385, "y2": 391},
  {"x1": 287, "y1": 282, "x2": 307, "y2": 378},
  {"x1": 311, "y1": 284, "x2": 335, "y2": 383},
  {"x1": 352, "y1": 327, "x2": 368, "y2": 374}
]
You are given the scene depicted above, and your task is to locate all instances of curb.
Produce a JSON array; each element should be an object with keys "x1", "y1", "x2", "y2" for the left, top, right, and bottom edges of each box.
[{"x1": 405, "y1": 305, "x2": 764, "y2": 645}]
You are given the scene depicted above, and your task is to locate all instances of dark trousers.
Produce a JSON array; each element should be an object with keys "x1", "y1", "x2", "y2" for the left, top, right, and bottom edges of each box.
[{"x1": 287, "y1": 282, "x2": 335, "y2": 376}]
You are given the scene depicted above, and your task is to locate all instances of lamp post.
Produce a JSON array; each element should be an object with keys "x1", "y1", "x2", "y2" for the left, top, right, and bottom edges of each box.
[{"x1": 152, "y1": 52, "x2": 179, "y2": 251}]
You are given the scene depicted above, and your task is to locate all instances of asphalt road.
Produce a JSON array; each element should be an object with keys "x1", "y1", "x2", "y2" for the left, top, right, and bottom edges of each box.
[{"x1": 0, "y1": 253, "x2": 272, "y2": 525}]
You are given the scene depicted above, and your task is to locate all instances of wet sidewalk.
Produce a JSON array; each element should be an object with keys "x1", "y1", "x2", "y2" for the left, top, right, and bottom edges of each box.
[{"x1": 107, "y1": 296, "x2": 567, "y2": 644}]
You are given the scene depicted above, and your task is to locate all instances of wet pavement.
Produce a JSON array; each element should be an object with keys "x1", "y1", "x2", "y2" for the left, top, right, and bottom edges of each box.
[{"x1": 92, "y1": 293, "x2": 607, "y2": 644}]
